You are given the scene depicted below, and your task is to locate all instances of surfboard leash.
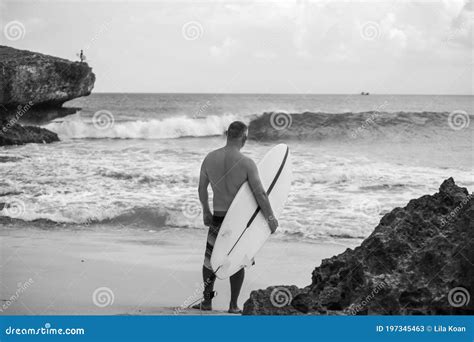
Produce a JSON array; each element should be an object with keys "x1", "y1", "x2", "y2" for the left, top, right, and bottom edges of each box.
[{"x1": 187, "y1": 290, "x2": 218, "y2": 315}]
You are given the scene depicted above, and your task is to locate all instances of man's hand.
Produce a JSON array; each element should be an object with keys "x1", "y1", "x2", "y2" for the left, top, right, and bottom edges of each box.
[
  {"x1": 247, "y1": 158, "x2": 279, "y2": 234},
  {"x1": 203, "y1": 211, "x2": 213, "y2": 226},
  {"x1": 267, "y1": 215, "x2": 279, "y2": 234}
]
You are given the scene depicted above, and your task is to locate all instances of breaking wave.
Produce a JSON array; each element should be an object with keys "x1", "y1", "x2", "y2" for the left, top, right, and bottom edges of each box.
[
  {"x1": 247, "y1": 111, "x2": 473, "y2": 141},
  {"x1": 44, "y1": 111, "x2": 472, "y2": 142},
  {"x1": 44, "y1": 114, "x2": 245, "y2": 140}
]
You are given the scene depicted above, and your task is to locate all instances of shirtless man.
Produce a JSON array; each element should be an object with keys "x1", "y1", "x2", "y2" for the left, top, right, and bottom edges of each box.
[{"x1": 193, "y1": 121, "x2": 278, "y2": 313}]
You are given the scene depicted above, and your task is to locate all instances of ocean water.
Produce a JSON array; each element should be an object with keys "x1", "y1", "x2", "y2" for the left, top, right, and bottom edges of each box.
[{"x1": 1, "y1": 94, "x2": 473, "y2": 243}]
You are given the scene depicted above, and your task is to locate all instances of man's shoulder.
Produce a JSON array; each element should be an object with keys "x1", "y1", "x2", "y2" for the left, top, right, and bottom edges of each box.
[
  {"x1": 239, "y1": 154, "x2": 256, "y2": 169},
  {"x1": 203, "y1": 148, "x2": 222, "y2": 165},
  {"x1": 205, "y1": 148, "x2": 221, "y2": 159}
]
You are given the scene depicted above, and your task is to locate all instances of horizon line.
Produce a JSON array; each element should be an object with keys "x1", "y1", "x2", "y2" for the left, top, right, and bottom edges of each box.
[{"x1": 89, "y1": 92, "x2": 474, "y2": 96}]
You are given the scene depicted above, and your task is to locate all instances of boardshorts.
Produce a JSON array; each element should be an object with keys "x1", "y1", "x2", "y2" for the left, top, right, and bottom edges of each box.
[{"x1": 203, "y1": 213, "x2": 226, "y2": 271}]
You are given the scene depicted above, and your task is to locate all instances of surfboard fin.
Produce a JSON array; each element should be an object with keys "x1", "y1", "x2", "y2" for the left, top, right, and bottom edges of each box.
[{"x1": 241, "y1": 255, "x2": 254, "y2": 268}]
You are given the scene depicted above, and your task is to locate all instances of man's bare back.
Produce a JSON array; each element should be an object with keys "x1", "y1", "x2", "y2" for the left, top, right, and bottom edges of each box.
[
  {"x1": 202, "y1": 146, "x2": 250, "y2": 212},
  {"x1": 199, "y1": 143, "x2": 277, "y2": 232}
]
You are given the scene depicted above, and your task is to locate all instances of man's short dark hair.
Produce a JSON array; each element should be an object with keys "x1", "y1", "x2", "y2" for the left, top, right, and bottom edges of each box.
[{"x1": 226, "y1": 121, "x2": 247, "y2": 139}]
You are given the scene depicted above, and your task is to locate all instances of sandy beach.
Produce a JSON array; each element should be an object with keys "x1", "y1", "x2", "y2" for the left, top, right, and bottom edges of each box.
[{"x1": 0, "y1": 223, "x2": 348, "y2": 315}]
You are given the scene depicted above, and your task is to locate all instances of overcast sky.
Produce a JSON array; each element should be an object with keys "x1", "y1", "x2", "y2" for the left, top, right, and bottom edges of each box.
[{"x1": 1, "y1": 0, "x2": 472, "y2": 94}]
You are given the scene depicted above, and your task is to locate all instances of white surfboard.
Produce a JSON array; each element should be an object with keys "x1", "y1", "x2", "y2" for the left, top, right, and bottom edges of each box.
[{"x1": 210, "y1": 144, "x2": 292, "y2": 279}]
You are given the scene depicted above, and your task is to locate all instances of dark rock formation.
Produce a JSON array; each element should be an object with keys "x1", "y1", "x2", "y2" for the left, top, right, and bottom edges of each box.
[
  {"x1": 244, "y1": 286, "x2": 307, "y2": 315},
  {"x1": 243, "y1": 178, "x2": 474, "y2": 315},
  {"x1": 0, "y1": 45, "x2": 95, "y2": 107},
  {"x1": 0, "y1": 117, "x2": 58, "y2": 145},
  {"x1": 17, "y1": 106, "x2": 81, "y2": 126},
  {"x1": 0, "y1": 45, "x2": 95, "y2": 145}
]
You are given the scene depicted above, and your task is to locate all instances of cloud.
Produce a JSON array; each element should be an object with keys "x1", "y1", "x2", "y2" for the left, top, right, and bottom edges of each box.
[
  {"x1": 210, "y1": 36, "x2": 238, "y2": 59},
  {"x1": 5, "y1": 0, "x2": 470, "y2": 93},
  {"x1": 254, "y1": 50, "x2": 277, "y2": 60}
]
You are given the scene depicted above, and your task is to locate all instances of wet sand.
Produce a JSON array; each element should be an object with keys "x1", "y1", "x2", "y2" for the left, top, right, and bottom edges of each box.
[{"x1": 0, "y1": 225, "x2": 348, "y2": 315}]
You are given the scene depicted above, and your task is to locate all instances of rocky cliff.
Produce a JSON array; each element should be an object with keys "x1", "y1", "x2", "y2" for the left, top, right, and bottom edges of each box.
[
  {"x1": 243, "y1": 178, "x2": 474, "y2": 315},
  {"x1": 0, "y1": 45, "x2": 95, "y2": 145},
  {"x1": 0, "y1": 45, "x2": 95, "y2": 107}
]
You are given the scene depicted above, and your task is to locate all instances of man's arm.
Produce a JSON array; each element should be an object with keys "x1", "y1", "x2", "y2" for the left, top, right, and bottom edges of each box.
[
  {"x1": 198, "y1": 158, "x2": 212, "y2": 226},
  {"x1": 246, "y1": 158, "x2": 279, "y2": 233}
]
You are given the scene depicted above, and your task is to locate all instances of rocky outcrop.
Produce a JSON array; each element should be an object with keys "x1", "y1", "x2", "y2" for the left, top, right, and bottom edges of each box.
[
  {"x1": 0, "y1": 117, "x2": 58, "y2": 145},
  {"x1": 0, "y1": 45, "x2": 95, "y2": 145},
  {"x1": 243, "y1": 178, "x2": 474, "y2": 315},
  {"x1": 0, "y1": 45, "x2": 95, "y2": 107}
]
